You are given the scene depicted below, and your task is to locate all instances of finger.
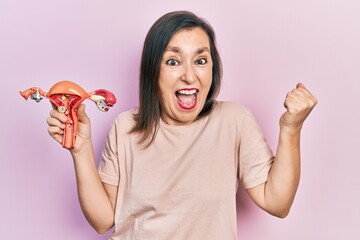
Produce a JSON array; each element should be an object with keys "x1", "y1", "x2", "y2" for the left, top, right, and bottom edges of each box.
[
  {"x1": 296, "y1": 84, "x2": 318, "y2": 107},
  {"x1": 296, "y1": 82, "x2": 305, "y2": 89},
  {"x1": 288, "y1": 84, "x2": 318, "y2": 107},
  {"x1": 284, "y1": 89, "x2": 308, "y2": 108},
  {"x1": 296, "y1": 83, "x2": 317, "y2": 101},
  {"x1": 284, "y1": 90, "x2": 317, "y2": 115},
  {"x1": 46, "y1": 116, "x2": 65, "y2": 129},
  {"x1": 284, "y1": 89, "x2": 303, "y2": 107},
  {"x1": 77, "y1": 104, "x2": 90, "y2": 124},
  {"x1": 283, "y1": 97, "x2": 299, "y2": 113},
  {"x1": 49, "y1": 109, "x2": 68, "y2": 123},
  {"x1": 48, "y1": 126, "x2": 64, "y2": 136},
  {"x1": 52, "y1": 134, "x2": 63, "y2": 144},
  {"x1": 48, "y1": 126, "x2": 64, "y2": 144}
]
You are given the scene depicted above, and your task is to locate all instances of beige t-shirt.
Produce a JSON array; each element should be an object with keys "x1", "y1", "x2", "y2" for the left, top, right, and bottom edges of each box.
[{"x1": 98, "y1": 101, "x2": 274, "y2": 240}]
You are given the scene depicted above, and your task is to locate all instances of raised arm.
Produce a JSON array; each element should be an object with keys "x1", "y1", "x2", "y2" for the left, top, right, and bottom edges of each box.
[
  {"x1": 47, "y1": 104, "x2": 117, "y2": 233},
  {"x1": 246, "y1": 83, "x2": 317, "y2": 218}
]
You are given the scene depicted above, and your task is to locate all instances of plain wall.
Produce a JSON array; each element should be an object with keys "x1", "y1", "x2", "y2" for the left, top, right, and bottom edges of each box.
[{"x1": 1, "y1": 0, "x2": 359, "y2": 239}]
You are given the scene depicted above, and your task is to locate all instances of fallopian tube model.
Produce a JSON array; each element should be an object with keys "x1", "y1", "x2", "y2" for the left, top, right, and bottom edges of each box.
[{"x1": 20, "y1": 80, "x2": 117, "y2": 149}]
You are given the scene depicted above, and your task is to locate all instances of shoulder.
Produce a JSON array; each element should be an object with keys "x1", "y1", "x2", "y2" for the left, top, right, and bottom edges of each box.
[
  {"x1": 209, "y1": 101, "x2": 260, "y2": 130},
  {"x1": 212, "y1": 101, "x2": 253, "y2": 119},
  {"x1": 110, "y1": 108, "x2": 138, "y2": 134}
]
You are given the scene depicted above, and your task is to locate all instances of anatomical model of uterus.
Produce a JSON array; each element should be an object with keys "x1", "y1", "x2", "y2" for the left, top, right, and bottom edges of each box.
[{"x1": 20, "y1": 80, "x2": 117, "y2": 148}]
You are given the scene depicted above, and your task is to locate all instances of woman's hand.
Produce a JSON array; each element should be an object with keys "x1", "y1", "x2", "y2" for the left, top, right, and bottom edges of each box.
[
  {"x1": 46, "y1": 104, "x2": 91, "y2": 154},
  {"x1": 280, "y1": 83, "x2": 318, "y2": 131}
]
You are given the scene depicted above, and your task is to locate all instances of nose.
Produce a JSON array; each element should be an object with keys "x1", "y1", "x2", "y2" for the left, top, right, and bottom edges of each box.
[{"x1": 180, "y1": 64, "x2": 197, "y2": 84}]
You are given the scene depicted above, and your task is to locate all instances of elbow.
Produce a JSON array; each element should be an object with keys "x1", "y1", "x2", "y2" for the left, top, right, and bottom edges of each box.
[
  {"x1": 273, "y1": 210, "x2": 290, "y2": 219},
  {"x1": 262, "y1": 196, "x2": 294, "y2": 219},
  {"x1": 94, "y1": 224, "x2": 113, "y2": 234},
  {"x1": 86, "y1": 213, "x2": 114, "y2": 234},
  {"x1": 91, "y1": 219, "x2": 114, "y2": 234},
  {"x1": 268, "y1": 206, "x2": 291, "y2": 219},
  {"x1": 95, "y1": 228, "x2": 107, "y2": 234}
]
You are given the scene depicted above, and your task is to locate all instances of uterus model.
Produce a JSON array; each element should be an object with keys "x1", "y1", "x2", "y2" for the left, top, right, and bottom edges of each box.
[{"x1": 20, "y1": 80, "x2": 117, "y2": 149}]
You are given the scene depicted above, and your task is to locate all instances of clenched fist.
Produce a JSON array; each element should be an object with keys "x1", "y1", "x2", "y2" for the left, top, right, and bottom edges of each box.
[{"x1": 280, "y1": 83, "x2": 317, "y2": 131}]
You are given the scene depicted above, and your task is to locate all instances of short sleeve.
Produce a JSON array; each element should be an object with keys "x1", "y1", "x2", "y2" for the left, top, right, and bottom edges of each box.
[
  {"x1": 98, "y1": 119, "x2": 120, "y2": 186},
  {"x1": 238, "y1": 109, "x2": 274, "y2": 189}
]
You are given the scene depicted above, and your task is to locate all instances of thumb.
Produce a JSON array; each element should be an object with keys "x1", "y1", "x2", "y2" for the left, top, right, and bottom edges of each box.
[
  {"x1": 76, "y1": 104, "x2": 90, "y2": 124},
  {"x1": 296, "y1": 82, "x2": 306, "y2": 89},
  {"x1": 296, "y1": 82, "x2": 314, "y2": 97}
]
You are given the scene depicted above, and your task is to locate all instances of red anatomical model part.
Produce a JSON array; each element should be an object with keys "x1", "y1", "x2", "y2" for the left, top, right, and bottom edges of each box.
[{"x1": 20, "y1": 80, "x2": 117, "y2": 149}]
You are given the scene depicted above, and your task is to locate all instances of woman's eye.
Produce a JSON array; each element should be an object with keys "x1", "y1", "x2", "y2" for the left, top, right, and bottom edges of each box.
[
  {"x1": 196, "y1": 58, "x2": 207, "y2": 65},
  {"x1": 166, "y1": 59, "x2": 179, "y2": 66}
]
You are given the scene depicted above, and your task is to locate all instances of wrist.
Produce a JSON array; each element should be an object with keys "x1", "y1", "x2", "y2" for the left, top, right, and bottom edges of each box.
[
  {"x1": 70, "y1": 139, "x2": 93, "y2": 159},
  {"x1": 279, "y1": 125, "x2": 302, "y2": 142}
]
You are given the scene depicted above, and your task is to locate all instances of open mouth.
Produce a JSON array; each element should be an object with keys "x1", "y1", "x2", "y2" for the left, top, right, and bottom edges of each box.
[{"x1": 175, "y1": 88, "x2": 198, "y2": 110}]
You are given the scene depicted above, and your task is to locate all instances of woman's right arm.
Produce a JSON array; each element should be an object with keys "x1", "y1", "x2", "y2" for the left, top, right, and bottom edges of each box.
[{"x1": 47, "y1": 104, "x2": 117, "y2": 233}]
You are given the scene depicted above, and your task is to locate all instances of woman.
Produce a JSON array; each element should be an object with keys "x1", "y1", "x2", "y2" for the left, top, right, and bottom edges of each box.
[{"x1": 47, "y1": 11, "x2": 317, "y2": 240}]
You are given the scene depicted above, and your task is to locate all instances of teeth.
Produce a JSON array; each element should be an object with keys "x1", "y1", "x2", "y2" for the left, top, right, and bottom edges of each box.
[{"x1": 177, "y1": 89, "x2": 197, "y2": 95}]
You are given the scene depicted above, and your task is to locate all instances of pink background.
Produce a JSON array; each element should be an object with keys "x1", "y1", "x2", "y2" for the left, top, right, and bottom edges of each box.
[{"x1": 1, "y1": 0, "x2": 359, "y2": 239}]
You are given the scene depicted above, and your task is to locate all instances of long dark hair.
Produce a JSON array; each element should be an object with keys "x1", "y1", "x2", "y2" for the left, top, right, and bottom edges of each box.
[{"x1": 130, "y1": 11, "x2": 223, "y2": 147}]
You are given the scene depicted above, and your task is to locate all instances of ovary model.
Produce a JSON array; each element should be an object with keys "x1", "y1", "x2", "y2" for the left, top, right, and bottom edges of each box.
[{"x1": 20, "y1": 80, "x2": 117, "y2": 149}]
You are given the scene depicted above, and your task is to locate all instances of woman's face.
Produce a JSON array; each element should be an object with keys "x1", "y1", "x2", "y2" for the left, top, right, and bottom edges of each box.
[{"x1": 158, "y1": 27, "x2": 213, "y2": 126}]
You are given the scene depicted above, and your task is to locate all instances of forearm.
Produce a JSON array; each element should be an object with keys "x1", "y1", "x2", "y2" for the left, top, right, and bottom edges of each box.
[
  {"x1": 265, "y1": 126, "x2": 301, "y2": 217},
  {"x1": 71, "y1": 142, "x2": 115, "y2": 233},
  {"x1": 247, "y1": 83, "x2": 316, "y2": 218}
]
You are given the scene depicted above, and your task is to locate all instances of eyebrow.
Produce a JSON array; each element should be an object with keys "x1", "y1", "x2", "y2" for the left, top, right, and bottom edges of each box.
[
  {"x1": 165, "y1": 46, "x2": 210, "y2": 55},
  {"x1": 195, "y1": 47, "x2": 210, "y2": 55},
  {"x1": 165, "y1": 46, "x2": 182, "y2": 53}
]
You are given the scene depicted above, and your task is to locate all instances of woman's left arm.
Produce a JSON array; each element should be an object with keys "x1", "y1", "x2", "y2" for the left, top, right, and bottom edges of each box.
[{"x1": 246, "y1": 83, "x2": 317, "y2": 218}]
